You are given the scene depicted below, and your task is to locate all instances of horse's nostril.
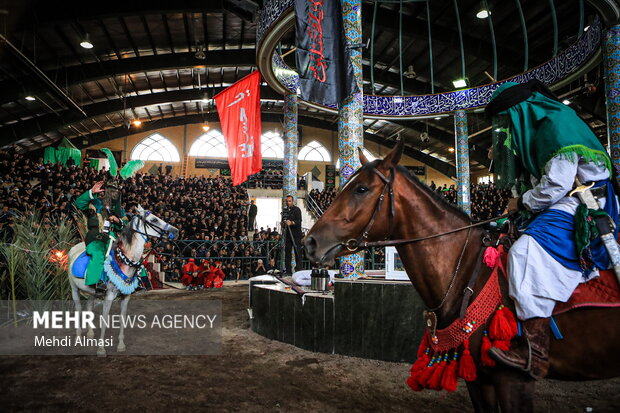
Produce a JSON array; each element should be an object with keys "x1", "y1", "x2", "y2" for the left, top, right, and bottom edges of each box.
[{"x1": 305, "y1": 235, "x2": 317, "y2": 254}]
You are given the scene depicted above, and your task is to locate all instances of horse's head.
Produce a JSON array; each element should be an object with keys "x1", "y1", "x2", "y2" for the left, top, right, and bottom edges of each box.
[
  {"x1": 132, "y1": 205, "x2": 179, "y2": 240},
  {"x1": 305, "y1": 140, "x2": 404, "y2": 267}
]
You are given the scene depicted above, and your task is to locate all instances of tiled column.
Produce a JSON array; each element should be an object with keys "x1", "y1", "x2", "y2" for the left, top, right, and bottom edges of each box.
[
  {"x1": 338, "y1": 0, "x2": 364, "y2": 279},
  {"x1": 454, "y1": 110, "x2": 471, "y2": 215},
  {"x1": 282, "y1": 93, "x2": 299, "y2": 271},
  {"x1": 604, "y1": 25, "x2": 620, "y2": 175}
]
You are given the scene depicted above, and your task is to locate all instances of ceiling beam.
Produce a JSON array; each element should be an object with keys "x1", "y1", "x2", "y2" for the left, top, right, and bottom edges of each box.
[
  {"x1": 0, "y1": 50, "x2": 257, "y2": 106},
  {"x1": 1, "y1": 86, "x2": 281, "y2": 145},
  {"x1": 20, "y1": 1, "x2": 226, "y2": 27}
]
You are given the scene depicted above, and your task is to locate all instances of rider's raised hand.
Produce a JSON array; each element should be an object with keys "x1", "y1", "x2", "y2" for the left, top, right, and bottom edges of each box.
[{"x1": 92, "y1": 181, "x2": 105, "y2": 194}]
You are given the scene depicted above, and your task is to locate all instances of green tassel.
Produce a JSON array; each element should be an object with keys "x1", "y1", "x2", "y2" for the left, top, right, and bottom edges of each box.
[
  {"x1": 120, "y1": 160, "x2": 145, "y2": 179},
  {"x1": 101, "y1": 148, "x2": 118, "y2": 177},
  {"x1": 549, "y1": 145, "x2": 612, "y2": 176}
]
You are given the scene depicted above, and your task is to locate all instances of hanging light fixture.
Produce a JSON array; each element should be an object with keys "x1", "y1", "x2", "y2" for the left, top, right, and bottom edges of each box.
[
  {"x1": 132, "y1": 119, "x2": 142, "y2": 127},
  {"x1": 452, "y1": 78, "x2": 468, "y2": 89},
  {"x1": 476, "y1": 3, "x2": 490, "y2": 19},
  {"x1": 404, "y1": 65, "x2": 416, "y2": 79},
  {"x1": 80, "y1": 34, "x2": 94, "y2": 49},
  {"x1": 25, "y1": 95, "x2": 36, "y2": 101},
  {"x1": 202, "y1": 122, "x2": 211, "y2": 132}
]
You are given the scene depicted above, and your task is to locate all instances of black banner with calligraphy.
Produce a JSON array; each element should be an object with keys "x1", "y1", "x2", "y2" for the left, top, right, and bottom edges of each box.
[
  {"x1": 294, "y1": 0, "x2": 358, "y2": 108},
  {"x1": 325, "y1": 164, "x2": 336, "y2": 189}
]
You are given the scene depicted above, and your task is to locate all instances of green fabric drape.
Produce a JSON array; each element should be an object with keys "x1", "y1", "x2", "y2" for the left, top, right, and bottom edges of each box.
[
  {"x1": 490, "y1": 82, "x2": 611, "y2": 181},
  {"x1": 43, "y1": 146, "x2": 56, "y2": 164},
  {"x1": 90, "y1": 159, "x2": 99, "y2": 169}
]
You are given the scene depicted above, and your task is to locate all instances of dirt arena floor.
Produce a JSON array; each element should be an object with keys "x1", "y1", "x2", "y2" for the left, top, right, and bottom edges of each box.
[{"x1": 1, "y1": 283, "x2": 619, "y2": 412}]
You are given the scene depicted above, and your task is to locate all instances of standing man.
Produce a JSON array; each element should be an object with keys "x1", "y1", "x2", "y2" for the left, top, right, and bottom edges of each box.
[
  {"x1": 248, "y1": 199, "x2": 257, "y2": 232},
  {"x1": 284, "y1": 195, "x2": 303, "y2": 275}
]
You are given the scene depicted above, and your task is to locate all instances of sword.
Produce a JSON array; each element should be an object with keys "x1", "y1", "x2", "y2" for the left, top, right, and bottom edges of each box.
[{"x1": 570, "y1": 179, "x2": 620, "y2": 283}]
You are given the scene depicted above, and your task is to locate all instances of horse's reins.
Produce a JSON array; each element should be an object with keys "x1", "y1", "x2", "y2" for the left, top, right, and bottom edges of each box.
[
  {"x1": 342, "y1": 165, "x2": 510, "y2": 252},
  {"x1": 127, "y1": 211, "x2": 172, "y2": 240},
  {"x1": 327, "y1": 165, "x2": 511, "y2": 318}
]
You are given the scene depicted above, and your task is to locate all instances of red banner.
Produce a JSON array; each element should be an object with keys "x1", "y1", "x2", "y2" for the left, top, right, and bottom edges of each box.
[{"x1": 214, "y1": 71, "x2": 262, "y2": 186}]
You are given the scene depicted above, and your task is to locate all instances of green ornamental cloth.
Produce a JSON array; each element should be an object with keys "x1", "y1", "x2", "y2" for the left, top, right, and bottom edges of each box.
[{"x1": 490, "y1": 82, "x2": 611, "y2": 181}]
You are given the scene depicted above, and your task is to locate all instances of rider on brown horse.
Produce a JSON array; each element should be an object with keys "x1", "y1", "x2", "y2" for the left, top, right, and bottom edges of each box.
[{"x1": 484, "y1": 80, "x2": 619, "y2": 379}]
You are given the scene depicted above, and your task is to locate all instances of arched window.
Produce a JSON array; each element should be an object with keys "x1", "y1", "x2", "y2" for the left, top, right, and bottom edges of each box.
[
  {"x1": 189, "y1": 130, "x2": 228, "y2": 157},
  {"x1": 130, "y1": 133, "x2": 181, "y2": 162},
  {"x1": 262, "y1": 131, "x2": 284, "y2": 159},
  {"x1": 298, "y1": 140, "x2": 331, "y2": 162},
  {"x1": 336, "y1": 148, "x2": 376, "y2": 169}
]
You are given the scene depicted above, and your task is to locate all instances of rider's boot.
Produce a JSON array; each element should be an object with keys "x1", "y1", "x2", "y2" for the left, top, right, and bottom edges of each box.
[{"x1": 487, "y1": 317, "x2": 550, "y2": 380}]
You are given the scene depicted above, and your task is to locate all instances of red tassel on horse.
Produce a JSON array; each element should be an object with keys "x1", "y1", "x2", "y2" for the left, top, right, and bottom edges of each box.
[
  {"x1": 406, "y1": 374, "x2": 424, "y2": 392},
  {"x1": 417, "y1": 355, "x2": 438, "y2": 388},
  {"x1": 481, "y1": 332, "x2": 496, "y2": 367},
  {"x1": 417, "y1": 331, "x2": 429, "y2": 357},
  {"x1": 441, "y1": 352, "x2": 459, "y2": 392},
  {"x1": 428, "y1": 353, "x2": 448, "y2": 390},
  {"x1": 458, "y1": 339, "x2": 477, "y2": 382},
  {"x1": 409, "y1": 348, "x2": 430, "y2": 376},
  {"x1": 489, "y1": 305, "x2": 518, "y2": 341}
]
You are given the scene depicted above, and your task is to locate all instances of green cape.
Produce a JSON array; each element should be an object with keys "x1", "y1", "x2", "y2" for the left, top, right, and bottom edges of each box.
[{"x1": 490, "y1": 82, "x2": 610, "y2": 182}]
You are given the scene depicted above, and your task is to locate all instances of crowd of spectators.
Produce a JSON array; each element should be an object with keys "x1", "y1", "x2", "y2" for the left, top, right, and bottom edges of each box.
[
  {"x1": 0, "y1": 147, "x2": 282, "y2": 282},
  {"x1": 429, "y1": 181, "x2": 511, "y2": 221},
  {"x1": 308, "y1": 180, "x2": 511, "y2": 223},
  {"x1": 308, "y1": 187, "x2": 337, "y2": 215},
  {"x1": 246, "y1": 168, "x2": 284, "y2": 189}
]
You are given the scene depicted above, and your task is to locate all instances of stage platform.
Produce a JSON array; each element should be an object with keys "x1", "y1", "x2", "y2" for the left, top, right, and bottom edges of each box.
[{"x1": 249, "y1": 278, "x2": 427, "y2": 363}]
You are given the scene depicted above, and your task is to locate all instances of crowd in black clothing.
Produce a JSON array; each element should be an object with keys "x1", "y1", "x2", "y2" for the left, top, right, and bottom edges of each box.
[
  {"x1": 0, "y1": 147, "x2": 282, "y2": 281},
  {"x1": 246, "y1": 168, "x2": 284, "y2": 189},
  {"x1": 309, "y1": 181, "x2": 511, "y2": 223},
  {"x1": 308, "y1": 187, "x2": 337, "y2": 215},
  {"x1": 429, "y1": 181, "x2": 511, "y2": 221}
]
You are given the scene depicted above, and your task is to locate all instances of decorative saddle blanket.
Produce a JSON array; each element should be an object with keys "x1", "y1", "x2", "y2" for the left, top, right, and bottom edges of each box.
[
  {"x1": 72, "y1": 250, "x2": 140, "y2": 295},
  {"x1": 554, "y1": 269, "x2": 620, "y2": 315},
  {"x1": 71, "y1": 251, "x2": 108, "y2": 282}
]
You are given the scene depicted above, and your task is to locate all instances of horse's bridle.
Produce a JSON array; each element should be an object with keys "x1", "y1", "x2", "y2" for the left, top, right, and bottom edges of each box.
[
  {"x1": 344, "y1": 166, "x2": 396, "y2": 252},
  {"x1": 336, "y1": 165, "x2": 510, "y2": 254},
  {"x1": 128, "y1": 211, "x2": 172, "y2": 241}
]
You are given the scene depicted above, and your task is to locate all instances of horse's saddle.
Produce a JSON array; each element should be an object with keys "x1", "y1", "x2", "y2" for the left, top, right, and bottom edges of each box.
[{"x1": 71, "y1": 252, "x2": 108, "y2": 282}]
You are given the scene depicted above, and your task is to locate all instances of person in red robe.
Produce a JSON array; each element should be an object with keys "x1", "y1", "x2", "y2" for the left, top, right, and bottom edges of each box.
[
  {"x1": 205, "y1": 261, "x2": 226, "y2": 288},
  {"x1": 181, "y1": 258, "x2": 200, "y2": 290}
]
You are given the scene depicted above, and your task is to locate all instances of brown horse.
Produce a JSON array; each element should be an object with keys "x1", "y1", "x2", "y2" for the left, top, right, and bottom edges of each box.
[{"x1": 304, "y1": 140, "x2": 620, "y2": 413}]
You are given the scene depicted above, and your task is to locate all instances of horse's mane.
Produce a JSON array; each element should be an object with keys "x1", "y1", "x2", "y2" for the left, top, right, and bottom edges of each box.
[
  {"x1": 394, "y1": 165, "x2": 472, "y2": 222},
  {"x1": 117, "y1": 216, "x2": 135, "y2": 247}
]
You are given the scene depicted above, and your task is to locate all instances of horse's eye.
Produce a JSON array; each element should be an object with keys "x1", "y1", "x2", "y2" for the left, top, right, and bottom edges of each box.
[{"x1": 356, "y1": 186, "x2": 369, "y2": 194}]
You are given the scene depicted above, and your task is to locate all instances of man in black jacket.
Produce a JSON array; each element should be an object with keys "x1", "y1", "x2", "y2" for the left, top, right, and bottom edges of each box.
[{"x1": 284, "y1": 195, "x2": 303, "y2": 275}]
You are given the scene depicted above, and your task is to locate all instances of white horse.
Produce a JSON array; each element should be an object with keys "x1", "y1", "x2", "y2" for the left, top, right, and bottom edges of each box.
[{"x1": 67, "y1": 205, "x2": 178, "y2": 356}]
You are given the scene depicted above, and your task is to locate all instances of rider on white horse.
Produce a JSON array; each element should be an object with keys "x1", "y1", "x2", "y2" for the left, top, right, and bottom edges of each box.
[{"x1": 74, "y1": 179, "x2": 126, "y2": 293}]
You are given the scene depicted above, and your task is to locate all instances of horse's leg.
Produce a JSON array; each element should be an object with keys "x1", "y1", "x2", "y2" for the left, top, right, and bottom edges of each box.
[
  {"x1": 86, "y1": 295, "x2": 95, "y2": 339},
  {"x1": 493, "y1": 369, "x2": 535, "y2": 413},
  {"x1": 117, "y1": 294, "x2": 130, "y2": 352},
  {"x1": 466, "y1": 377, "x2": 498, "y2": 413},
  {"x1": 97, "y1": 287, "x2": 117, "y2": 357},
  {"x1": 70, "y1": 279, "x2": 82, "y2": 337}
]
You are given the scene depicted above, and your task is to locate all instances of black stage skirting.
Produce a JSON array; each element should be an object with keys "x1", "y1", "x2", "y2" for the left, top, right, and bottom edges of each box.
[{"x1": 250, "y1": 279, "x2": 427, "y2": 363}]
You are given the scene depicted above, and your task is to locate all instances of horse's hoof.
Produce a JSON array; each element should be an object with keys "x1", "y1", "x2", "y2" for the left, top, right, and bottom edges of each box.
[
  {"x1": 96, "y1": 348, "x2": 107, "y2": 357},
  {"x1": 117, "y1": 344, "x2": 126, "y2": 352},
  {"x1": 86, "y1": 330, "x2": 94, "y2": 339}
]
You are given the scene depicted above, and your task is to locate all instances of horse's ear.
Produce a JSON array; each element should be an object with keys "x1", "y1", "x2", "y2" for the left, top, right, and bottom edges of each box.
[
  {"x1": 358, "y1": 147, "x2": 370, "y2": 166},
  {"x1": 382, "y1": 139, "x2": 404, "y2": 167}
]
